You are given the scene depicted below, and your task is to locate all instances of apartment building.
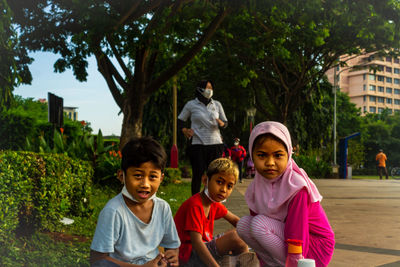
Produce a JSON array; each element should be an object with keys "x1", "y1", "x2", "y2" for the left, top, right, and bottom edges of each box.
[
  {"x1": 326, "y1": 53, "x2": 400, "y2": 115},
  {"x1": 64, "y1": 106, "x2": 78, "y2": 121}
]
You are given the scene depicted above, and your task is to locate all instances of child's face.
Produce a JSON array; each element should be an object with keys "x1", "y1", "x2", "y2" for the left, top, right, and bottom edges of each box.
[
  {"x1": 252, "y1": 136, "x2": 288, "y2": 180},
  {"x1": 123, "y1": 161, "x2": 163, "y2": 203},
  {"x1": 206, "y1": 171, "x2": 236, "y2": 202}
]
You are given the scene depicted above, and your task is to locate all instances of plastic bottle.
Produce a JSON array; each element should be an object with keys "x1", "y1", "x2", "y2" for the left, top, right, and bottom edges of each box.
[{"x1": 285, "y1": 239, "x2": 304, "y2": 267}]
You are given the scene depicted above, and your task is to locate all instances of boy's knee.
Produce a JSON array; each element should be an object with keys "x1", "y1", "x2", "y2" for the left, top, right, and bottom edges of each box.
[{"x1": 225, "y1": 230, "x2": 248, "y2": 252}]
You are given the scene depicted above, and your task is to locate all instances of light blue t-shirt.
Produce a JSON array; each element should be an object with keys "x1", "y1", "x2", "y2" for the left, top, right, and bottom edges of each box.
[{"x1": 90, "y1": 193, "x2": 180, "y2": 265}]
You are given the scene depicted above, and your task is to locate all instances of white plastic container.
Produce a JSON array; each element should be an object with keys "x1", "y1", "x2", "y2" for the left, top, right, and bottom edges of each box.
[{"x1": 297, "y1": 258, "x2": 316, "y2": 267}]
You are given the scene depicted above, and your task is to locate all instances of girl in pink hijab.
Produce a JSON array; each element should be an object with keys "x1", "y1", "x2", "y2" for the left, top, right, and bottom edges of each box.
[{"x1": 236, "y1": 121, "x2": 335, "y2": 267}]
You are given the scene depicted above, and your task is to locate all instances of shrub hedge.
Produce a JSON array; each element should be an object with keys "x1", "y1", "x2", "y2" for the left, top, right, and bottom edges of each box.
[
  {"x1": 0, "y1": 151, "x2": 93, "y2": 240},
  {"x1": 293, "y1": 154, "x2": 331, "y2": 178}
]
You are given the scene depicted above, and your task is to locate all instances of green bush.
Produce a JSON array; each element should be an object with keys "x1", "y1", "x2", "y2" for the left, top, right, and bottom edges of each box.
[
  {"x1": 293, "y1": 154, "x2": 331, "y2": 178},
  {"x1": 352, "y1": 167, "x2": 378, "y2": 176},
  {"x1": 162, "y1": 168, "x2": 182, "y2": 185},
  {"x1": 0, "y1": 151, "x2": 93, "y2": 238},
  {"x1": 0, "y1": 111, "x2": 36, "y2": 150}
]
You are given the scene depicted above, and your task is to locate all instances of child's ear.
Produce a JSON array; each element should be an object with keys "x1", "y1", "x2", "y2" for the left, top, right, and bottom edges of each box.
[
  {"x1": 160, "y1": 173, "x2": 164, "y2": 182},
  {"x1": 117, "y1": 169, "x2": 124, "y2": 184},
  {"x1": 201, "y1": 174, "x2": 208, "y2": 185}
]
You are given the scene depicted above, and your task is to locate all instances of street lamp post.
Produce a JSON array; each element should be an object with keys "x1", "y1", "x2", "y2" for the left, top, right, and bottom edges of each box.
[
  {"x1": 246, "y1": 107, "x2": 257, "y2": 132},
  {"x1": 170, "y1": 75, "x2": 178, "y2": 168},
  {"x1": 333, "y1": 66, "x2": 338, "y2": 166}
]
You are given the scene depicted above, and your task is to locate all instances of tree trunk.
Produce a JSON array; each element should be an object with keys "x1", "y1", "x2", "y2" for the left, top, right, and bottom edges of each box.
[{"x1": 119, "y1": 89, "x2": 146, "y2": 148}]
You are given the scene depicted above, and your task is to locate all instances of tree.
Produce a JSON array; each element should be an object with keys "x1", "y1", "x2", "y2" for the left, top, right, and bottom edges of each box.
[
  {"x1": 218, "y1": 0, "x2": 400, "y2": 125},
  {"x1": 10, "y1": 0, "x2": 240, "y2": 147},
  {"x1": 0, "y1": 0, "x2": 31, "y2": 110}
]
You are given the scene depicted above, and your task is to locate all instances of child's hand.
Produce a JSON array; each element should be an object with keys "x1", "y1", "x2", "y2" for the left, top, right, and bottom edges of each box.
[
  {"x1": 143, "y1": 253, "x2": 167, "y2": 267},
  {"x1": 164, "y1": 249, "x2": 179, "y2": 266}
]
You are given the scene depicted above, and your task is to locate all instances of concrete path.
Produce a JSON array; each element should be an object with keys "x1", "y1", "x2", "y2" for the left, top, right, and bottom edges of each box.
[{"x1": 213, "y1": 178, "x2": 400, "y2": 267}]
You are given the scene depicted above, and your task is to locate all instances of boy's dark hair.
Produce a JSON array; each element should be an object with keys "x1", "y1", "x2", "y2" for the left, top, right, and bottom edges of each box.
[{"x1": 121, "y1": 136, "x2": 167, "y2": 172}]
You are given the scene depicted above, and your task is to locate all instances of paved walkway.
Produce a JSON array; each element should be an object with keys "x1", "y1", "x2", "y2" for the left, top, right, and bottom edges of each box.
[{"x1": 213, "y1": 178, "x2": 400, "y2": 267}]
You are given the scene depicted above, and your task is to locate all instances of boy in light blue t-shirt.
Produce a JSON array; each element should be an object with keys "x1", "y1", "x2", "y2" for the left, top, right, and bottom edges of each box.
[{"x1": 90, "y1": 137, "x2": 180, "y2": 267}]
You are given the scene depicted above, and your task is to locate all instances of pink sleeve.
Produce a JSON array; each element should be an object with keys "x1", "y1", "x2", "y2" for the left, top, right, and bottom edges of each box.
[{"x1": 284, "y1": 188, "x2": 310, "y2": 256}]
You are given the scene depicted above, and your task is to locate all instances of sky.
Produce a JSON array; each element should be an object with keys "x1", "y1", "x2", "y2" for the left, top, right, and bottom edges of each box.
[{"x1": 14, "y1": 52, "x2": 123, "y2": 136}]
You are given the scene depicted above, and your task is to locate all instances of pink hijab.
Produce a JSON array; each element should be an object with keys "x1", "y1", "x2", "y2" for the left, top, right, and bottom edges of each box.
[{"x1": 245, "y1": 121, "x2": 322, "y2": 221}]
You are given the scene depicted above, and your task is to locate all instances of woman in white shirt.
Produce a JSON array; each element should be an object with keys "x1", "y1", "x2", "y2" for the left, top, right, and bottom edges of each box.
[{"x1": 178, "y1": 80, "x2": 228, "y2": 195}]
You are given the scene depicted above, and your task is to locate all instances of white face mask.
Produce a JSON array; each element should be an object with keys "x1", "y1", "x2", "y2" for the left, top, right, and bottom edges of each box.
[
  {"x1": 204, "y1": 178, "x2": 226, "y2": 203},
  {"x1": 121, "y1": 172, "x2": 156, "y2": 202},
  {"x1": 202, "y1": 88, "x2": 213, "y2": 99}
]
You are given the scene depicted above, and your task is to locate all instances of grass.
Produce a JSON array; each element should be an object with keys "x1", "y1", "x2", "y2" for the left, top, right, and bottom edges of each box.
[
  {"x1": 0, "y1": 181, "x2": 191, "y2": 267},
  {"x1": 352, "y1": 175, "x2": 381, "y2": 179},
  {"x1": 352, "y1": 175, "x2": 396, "y2": 179}
]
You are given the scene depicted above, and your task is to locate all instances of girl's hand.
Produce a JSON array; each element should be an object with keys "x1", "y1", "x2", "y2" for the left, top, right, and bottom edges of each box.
[
  {"x1": 216, "y1": 118, "x2": 224, "y2": 127},
  {"x1": 143, "y1": 253, "x2": 167, "y2": 267},
  {"x1": 182, "y1": 128, "x2": 194, "y2": 139},
  {"x1": 164, "y1": 249, "x2": 179, "y2": 266}
]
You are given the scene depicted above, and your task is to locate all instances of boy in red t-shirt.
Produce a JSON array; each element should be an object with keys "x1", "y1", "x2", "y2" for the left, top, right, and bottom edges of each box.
[{"x1": 174, "y1": 158, "x2": 258, "y2": 266}]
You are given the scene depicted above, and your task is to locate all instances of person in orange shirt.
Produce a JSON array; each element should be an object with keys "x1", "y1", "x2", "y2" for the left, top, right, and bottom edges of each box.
[{"x1": 376, "y1": 149, "x2": 388, "y2": 180}]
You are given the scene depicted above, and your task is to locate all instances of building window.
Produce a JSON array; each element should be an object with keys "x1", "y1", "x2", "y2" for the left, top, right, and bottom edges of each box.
[
  {"x1": 395, "y1": 78, "x2": 400, "y2": 84},
  {"x1": 364, "y1": 106, "x2": 367, "y2": 113},
  {"x1": 377, "y1": 75, "x2": 384, "y2": 82},
  {"x1": 68, "y1": 112, "x2": 72, "y2": 119},
  {"x1": 378, "y1": 86, "x2": 384, "y2": 92},
  {"x1": 378, "y1": 107, "x2": 384, "y2": 113},
  {"x1": 387, "y1": 87, "x2": 393, "y2": 93},
  {"x1": 395, "y1": 109, "x2": 400, "y2": 114},
  {"x1": 369, "y1": 85, "x2": 376, "y2": 91},
  {"x1": 369, "y1": 106, "x2": 376, "y2": 113},
  {"x1": 395, "y1": 99, "x2": 400, "y2": 105},
  {"x1": 387, "y1": 98, "x2": 393, "y2": 104},
  {"x1": 363, "y1": 84, "x2": 366, "y2": 91},
  {"x1": 363, "y1": 95, "x2": 366, "y2": 101},
  {"x1": 395, "y1": 89, "x2": 400, "y2": 94},
  {"x1": 377, "y1": 65, "x2": 384, "y2": 71},
  {"x1": 387, "y1": 77, "x2": 393, "y2": 83},
  {"x1": 363, "y1": 74, "x2": 366, "y2": 80},
  {"x1": 386, "y1": 67, "x2": 392, "y2": 72},
  {"x1": 369, "y1": 96, "x2": 376, "y2": 102},
  {"x1": 378, "y1": 97, "x2": 385, "y2": 103},
  {"x1": 395, "y1": 68, "x2": 400, "y2": 74},
  {"x1": 395, "y1": 58, "x2": 400, "y2": 64},
  {"x1": 389, "y1": 109, "x2": 393, "y2": 114},
  {"x1": 369, "y1": 74, "x2": 375, "y2": 80},
  {"x1": 386, "y1": 56, "x2": 392, "y2": 62},
  {"x1": 73, "y1": 113, "x2": 76, "y2": 120}
]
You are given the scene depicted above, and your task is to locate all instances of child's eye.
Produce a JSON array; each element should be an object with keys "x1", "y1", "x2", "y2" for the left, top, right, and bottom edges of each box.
[
  {"x1": 216, "y1": 180, "x2": 223, "y2": 185},
  {"x1": 227, "y1": 184, "x2": 233, "y2": 189},
  {"x1": 150, "y1": 175, "x2": 159, "y2": 180}
]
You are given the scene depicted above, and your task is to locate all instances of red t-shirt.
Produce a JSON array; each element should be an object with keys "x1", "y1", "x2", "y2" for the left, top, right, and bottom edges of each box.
[{"x1": 174, "y1": 193, "x2": 228, "y2": 264}]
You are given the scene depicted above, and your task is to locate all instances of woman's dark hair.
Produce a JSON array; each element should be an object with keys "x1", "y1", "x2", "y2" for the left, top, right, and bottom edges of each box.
[
  {"x1": 121, "y1": 136, "x2": 167, "y2": 172},
  {"x1": 252, "y1": 133, "x2": 288, "y2": 154},
  {"x1": 196, "y1": 79, "x2": 214, "y2": 90}
]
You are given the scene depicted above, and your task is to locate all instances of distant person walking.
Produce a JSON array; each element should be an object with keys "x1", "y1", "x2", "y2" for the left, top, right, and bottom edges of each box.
[
  {"x1": 376, "y1": 149, "x2": 388, "y2": 180},
  {"x1": 230, "y1": 138, "x2": 246, "y2": 183},
  {"x1": 178, "y1": 79, "x2": 228, "y2": 195}
]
